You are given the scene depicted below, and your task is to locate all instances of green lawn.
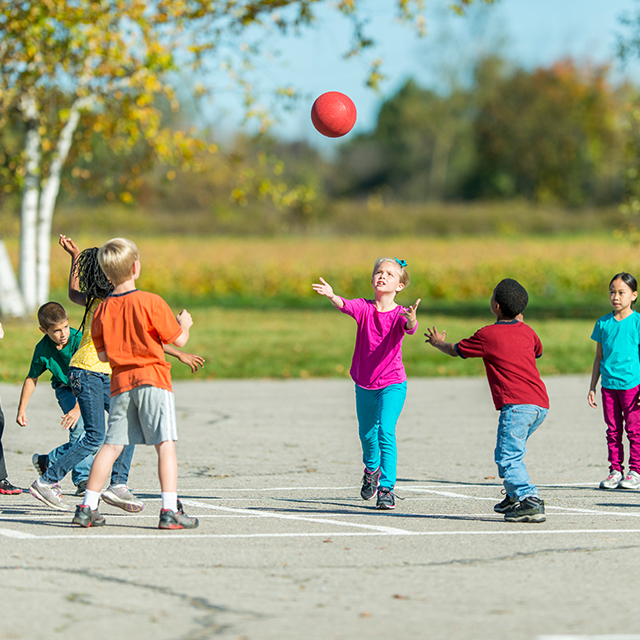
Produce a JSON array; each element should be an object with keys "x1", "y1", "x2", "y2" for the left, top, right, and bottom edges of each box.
[{"x1": 0, "y1": 305, "x2": 595, "y2": 384}]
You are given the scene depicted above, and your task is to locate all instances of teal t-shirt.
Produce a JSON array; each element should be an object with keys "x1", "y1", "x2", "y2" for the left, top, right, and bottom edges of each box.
[
  {"x1": 26, "y1": 328, "x2": 82, "y2": 387},
  {"x1": 591, "y1": 311, "x2": 640, "y2": 390}
]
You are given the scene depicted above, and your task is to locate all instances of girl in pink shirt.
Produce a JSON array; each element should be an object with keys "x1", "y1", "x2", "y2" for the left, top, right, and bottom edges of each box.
[{"x1": 313, "y1": 258, "x2": 420, "y2": 509}]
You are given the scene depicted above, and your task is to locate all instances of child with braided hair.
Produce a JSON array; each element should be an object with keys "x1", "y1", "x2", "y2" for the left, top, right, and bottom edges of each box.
[{"x1": 28, "y1": 235, "x2": 204, "y2": 512}]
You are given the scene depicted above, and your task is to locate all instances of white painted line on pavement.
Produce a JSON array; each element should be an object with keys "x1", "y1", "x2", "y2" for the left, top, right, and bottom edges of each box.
[
  {"x1": 180, "y1": 499, "x2": 414, "y2": 535},
  {"x1": 4, "y1": 528, "x2": 640, "y2": 541}
]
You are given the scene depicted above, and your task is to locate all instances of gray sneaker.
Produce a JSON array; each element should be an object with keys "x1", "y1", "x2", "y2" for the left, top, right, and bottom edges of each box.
[
  {"x1": 619, "y1": 470, "x2": 640, "y2": 490},
  {"x1": 599, "y1": 470, "x2": 623, "y2": 490},
  {"x1": 29, "y1": 478, "x2": 69, "y2": 511},
  {"x1": 101, "y1": 485, "x2": 145, "y2": 513}
]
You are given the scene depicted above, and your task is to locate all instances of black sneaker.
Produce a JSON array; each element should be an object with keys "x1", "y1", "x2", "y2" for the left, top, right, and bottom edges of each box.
[
  {"x1": 376, "y1": 486, "x2": 395, "y2": 510},
  {"x1": 72, "y1": 504, "x2": 106, "y2": 528},
  {"x1": 360, "y1": 466, "x2": 381, "y2": 500},
  {"x1": 158, "y1": 499, "x2": 199, "y2": 530},
  {"x1": 74, "y1": 480, "x2": 88, "y2": 497},
  {"x1": 504, "y1": 496, "x2": 546, "y2": 523},
  {"x1": 0, "y1": 479, "x2": 22, "y2": 494},
  {"x1": 32, "y1": 453, "x2": 48, "y2": 476},
  {"x1": 494, "y1": 493, "x2": 518, "y2": 513}
]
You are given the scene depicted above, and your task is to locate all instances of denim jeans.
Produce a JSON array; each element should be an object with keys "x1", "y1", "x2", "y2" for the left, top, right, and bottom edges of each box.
[
  {"x1": 355, "y1": 381, "x2": 407, "y2": 489},
  {"x1": 0, "y1": 403, "x2": 7, "y2": 481},
  {"x1": 44, "y1": 383, "x2": 91, "y2": 486},
  {"x1": 43, "y1": 370, "x2": 134, "y2": 487},
  {"x1": 495, "y1": 403, "x2": 548, "y2": 500}
]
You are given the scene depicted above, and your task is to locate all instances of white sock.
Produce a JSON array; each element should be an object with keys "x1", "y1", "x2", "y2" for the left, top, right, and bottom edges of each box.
[
  {"x1": 83, "y1": 489, "x2": 101, "y2": 510},
  {"x1": 161, "y1": 492, "x2": 178, "y2": 512}
]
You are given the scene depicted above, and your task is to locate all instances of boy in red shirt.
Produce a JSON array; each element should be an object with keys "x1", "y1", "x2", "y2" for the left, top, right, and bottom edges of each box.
[
  {"x1": 425, "y1": 278, "x2": 549, "y2": 523},
  {"x1": 72, "y1": 237, "x2": 198, "y2": 529}
]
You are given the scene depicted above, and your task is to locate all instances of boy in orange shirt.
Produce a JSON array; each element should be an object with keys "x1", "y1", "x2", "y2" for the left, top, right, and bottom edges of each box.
[{"x1": 72, "y1": 237, "x2": 198, "y2": 529}]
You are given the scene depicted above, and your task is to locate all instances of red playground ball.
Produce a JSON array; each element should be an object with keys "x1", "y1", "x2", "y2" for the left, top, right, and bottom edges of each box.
[{"x1": 311, "y1": 91, "x2": 357, "y2": 138}]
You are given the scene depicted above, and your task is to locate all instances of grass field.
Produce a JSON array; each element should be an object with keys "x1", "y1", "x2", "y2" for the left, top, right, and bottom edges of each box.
[
  {"x1": 0, "y1": 232, "x2": 615, "y2": 384},
  {"x1": 0, "y1": 305, "x2": 595, "y2": 385}
]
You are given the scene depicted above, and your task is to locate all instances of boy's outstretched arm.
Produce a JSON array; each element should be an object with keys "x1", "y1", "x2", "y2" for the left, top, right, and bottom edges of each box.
[
  {"x1": 164, "y1": 344, "x2": 205, "y2": 373},
  {"x1": 16, "y1": 377, "x2": 38, "y2": 426},
  {"x1": 312, "y1": 277, "x2": 345, "y2": 309},
  {"x1": 588, "y1": 342, "x2": 603, "y2": 409},
  {"x1": 424, "y1": 326, "x2": 459, "y2": 357}
]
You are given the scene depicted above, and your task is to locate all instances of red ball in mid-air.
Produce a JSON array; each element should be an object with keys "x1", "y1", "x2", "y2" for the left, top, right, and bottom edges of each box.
[{"x1": 311, "y1": 91, "x2": 357, "y2": 138}]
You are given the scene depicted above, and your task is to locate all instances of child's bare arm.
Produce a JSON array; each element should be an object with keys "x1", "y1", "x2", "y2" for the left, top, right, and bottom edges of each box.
[
  {"x1": 588, "y1": 343, "x2": 603, "y2": 409},
  {"x1": 59, "y1": 234, "x2": 87, "y2": 307},
  {"x1": 172, "y1": 309, "x2": 192, "y2": 348},
  {"x1": 61, "y1": 403, "x2": 81, "y2": 431},
  {"x1": 312, "y1": 277, "x2": 345, "y2": 309},
  {"x1": 424, "y1": 326, "x2": 459, "y2": 357},
  {"x1": 16, "y1": 377, "x2": 38, "y2": 427},
  {"x1": 400, "y1": 299, "x2": 421, "y2": 330},
  {"x1": 163, "y1": 344, "x2": 205, "y2": 373}
]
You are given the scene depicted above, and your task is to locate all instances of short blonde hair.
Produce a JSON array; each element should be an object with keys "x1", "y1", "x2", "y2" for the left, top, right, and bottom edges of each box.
[
  {"x1": 372, "y1": 257, "x2": 410, "y2": 287},
  {"x1": 98, "y1": 238, "x2": 139, "y2": 286}
]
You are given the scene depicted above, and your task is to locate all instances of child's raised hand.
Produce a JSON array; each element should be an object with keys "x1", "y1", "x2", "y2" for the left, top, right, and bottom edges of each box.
[
  {"x1": 425, "y1": 326, "x2": 446, "y2": 347},
  {"x1": 400, "y1": 299, "x2": 421, "y2": 327},
  {"x1": 176, "y1": 309, "x2": 193, "y2": 330},
  {"x1": 59, "y1": 234, "x2": 80, "y2": 259},
  {"x1": 312, "y1": 277, "x2": 334, "y2": 298},
  {"x1": 587, "y1": 389, "x2": 598, "y2": 409},
  {"x1": 178, "y1": 351, "x2": 205, "y2": 373}
]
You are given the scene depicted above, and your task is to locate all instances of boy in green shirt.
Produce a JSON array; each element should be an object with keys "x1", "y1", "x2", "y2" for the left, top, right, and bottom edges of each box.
[{"x1": 16, "y1": 302, "x2": 92, "y2": 499}]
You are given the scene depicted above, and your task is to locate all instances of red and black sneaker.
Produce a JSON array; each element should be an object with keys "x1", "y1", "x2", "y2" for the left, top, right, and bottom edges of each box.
[
  {"x1": 0, "y1": 479, "x2": 23, "y2": 494},
  {"x1": 158, "y1": 499, "x2": 199, "y2": 530},
  {"x1": 72, "y1": 504, "x2": 106, "y2": 528}
]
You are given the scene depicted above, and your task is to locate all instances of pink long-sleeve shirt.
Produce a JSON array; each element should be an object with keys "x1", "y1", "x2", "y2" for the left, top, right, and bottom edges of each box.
[{"x1": 339, "y1": 297, "x2": 417, "y2": 390}]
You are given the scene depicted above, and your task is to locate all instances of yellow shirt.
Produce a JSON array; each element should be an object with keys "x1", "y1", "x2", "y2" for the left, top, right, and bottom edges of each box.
[{"x1": 69, "y1": 299, "x2": 111, "y2": 375}]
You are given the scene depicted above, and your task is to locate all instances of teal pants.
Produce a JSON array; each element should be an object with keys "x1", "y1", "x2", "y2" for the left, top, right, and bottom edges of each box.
[{"x1": 355, "y1": 381, "x2": 407, "y2": 489}]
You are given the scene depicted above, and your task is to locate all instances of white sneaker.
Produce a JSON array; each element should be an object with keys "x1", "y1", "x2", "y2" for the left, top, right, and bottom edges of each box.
[
  {"x1": 29, "y1": 478, "x2": 69, "y2": 511},
  {"x1": 599, "y1": 470, "x2": 623, "y2": 489},
  {"x1": 619, "y1": 470, "x2": 640, "y2": 490},
  {"x1": 101, "y1": 485, "x2": 145, "y2": 513}
]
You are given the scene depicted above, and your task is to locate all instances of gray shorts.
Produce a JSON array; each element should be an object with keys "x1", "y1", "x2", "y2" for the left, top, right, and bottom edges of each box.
[{"x1": 105, "y1": 385, "x2": 178, "y2": 446}]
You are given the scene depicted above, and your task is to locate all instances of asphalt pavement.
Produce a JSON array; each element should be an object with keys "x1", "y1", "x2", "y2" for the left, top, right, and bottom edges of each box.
[{"x1": 1, "y1": 375, "x2": 639, "y2": 640}]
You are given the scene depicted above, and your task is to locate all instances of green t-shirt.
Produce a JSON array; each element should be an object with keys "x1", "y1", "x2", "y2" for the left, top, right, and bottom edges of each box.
[{"x1": 27, "y1": 328, "x2": 82, "y2": 386}]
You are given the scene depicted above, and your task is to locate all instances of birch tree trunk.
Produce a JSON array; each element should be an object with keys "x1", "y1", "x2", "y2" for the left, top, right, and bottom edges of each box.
[
  {"x1": 36, "y1": 98, "x2": 88, "y2": 306},
  {"x1": 0, "y1": 238, "x2": 26, "y2": 317},
  {"x1": 19, "y1": 94, "x2": 41, "y2": 313}
]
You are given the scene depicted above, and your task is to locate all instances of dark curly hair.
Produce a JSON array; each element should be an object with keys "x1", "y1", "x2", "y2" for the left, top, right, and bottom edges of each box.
[
  {"x1": 494, "y1": 278, "x2": 529, "y2": 319},
  {"x1": 74, "y1": 247, "x2": 113, "y2": 331}
]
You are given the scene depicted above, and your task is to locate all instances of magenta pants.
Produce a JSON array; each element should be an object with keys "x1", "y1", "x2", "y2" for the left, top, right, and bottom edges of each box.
[{"x1": 602, "y1": 385, "x2": 640, "y2": 473}]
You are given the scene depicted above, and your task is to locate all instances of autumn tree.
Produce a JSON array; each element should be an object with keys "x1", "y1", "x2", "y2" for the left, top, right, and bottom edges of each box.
[{"x1": 0, "y1": 0, "x2": 491, "y2": 317}]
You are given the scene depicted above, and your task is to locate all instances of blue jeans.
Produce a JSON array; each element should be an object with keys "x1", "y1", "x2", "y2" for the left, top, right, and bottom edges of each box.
[
  {"x1": 43, "y1": 371, "x2": 134, "y2": 486},
  {"x1": 45, "y1": 383, "x2": 91, "y2": 486},
  {"x1": 355, "y1": 381, "x2": 407, "y2": 489},
  {"x1": 495, "y1": 404, "x2": 548, "y2": 500}
]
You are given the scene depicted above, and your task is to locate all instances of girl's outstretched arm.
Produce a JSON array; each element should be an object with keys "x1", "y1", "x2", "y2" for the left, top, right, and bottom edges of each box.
[
  {"x1": 588, "y1": 342, "x2": 603, "y2": 408},
  {"x1": 59, "y1": 234, "x2": 87, "y2": 307},
  {"x1": 424, "y1": 326, "x2": 458, "y2": 357},
  {"x1": 400, "y1": 298, "x2": 421, "y2": 330},
  {"x1": 312, "y1": 277, "x2": 345, "y2": 309}
]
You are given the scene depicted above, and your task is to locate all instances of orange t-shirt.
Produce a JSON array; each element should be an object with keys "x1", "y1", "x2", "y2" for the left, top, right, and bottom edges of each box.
[{"x1": 91, "y1": 290, "x2": 182, "y2": 396}]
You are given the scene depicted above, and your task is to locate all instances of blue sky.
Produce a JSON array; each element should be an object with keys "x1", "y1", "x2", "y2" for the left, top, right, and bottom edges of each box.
[{"x1": 202, "y1": 0, "x2": 640, "y2": 149}]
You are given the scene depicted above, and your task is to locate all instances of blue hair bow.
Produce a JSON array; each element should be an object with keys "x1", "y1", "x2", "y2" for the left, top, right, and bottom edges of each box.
[{"x1": 394, "y1": 257, "x2": 407, "y2": 268}]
